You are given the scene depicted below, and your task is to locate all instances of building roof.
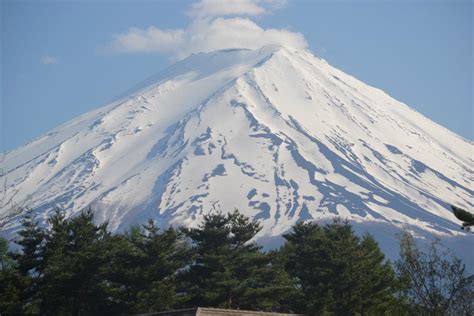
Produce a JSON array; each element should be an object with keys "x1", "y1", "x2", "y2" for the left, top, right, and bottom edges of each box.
[{"x1": 135, "y1": 307, "x2": 302, "y2": 316}]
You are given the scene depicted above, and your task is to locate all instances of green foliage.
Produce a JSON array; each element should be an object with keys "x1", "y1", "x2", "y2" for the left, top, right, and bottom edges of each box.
[
  {"x1": 1, "y1": 208, "x2": 472, "y2": 316},
  {"x1": 37, "y1": 209, "x2": 111, "y2": 315},
  {"x1": 11, "y1": 210, "x2": 44, "y2": 314},
  {"x1": 0, "y1": 236, "x2": 28, "y2": 315},
  {"x1": 103, "y1": 220, "x2": 192, "y2": 313},
  {"x1": 396, "y1": 230, "x2": 474, "y2": 315},
  {"x1": 451, "y1": 205, "x2": 474, "y2": 231},
  {"x1": 0, "y1": 237, "x2": 11, "y2": 270},
  {"x1": 180, "y1": 210, "x2": 297, "y2": 311},
  {"x1": 14, "y1": 209, "x2": 45, "y2": 276},
  {"x1": 282, "y1": 219, "x2": 398, "y2": 315}
]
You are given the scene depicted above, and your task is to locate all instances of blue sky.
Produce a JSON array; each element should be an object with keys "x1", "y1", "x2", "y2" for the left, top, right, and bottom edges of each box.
[{"x1": 1, "y1": 0, "x2": 472, "y2": 152}]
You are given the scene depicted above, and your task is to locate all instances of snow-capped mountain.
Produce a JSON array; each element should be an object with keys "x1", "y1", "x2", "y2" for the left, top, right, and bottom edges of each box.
[{"x1": 1, "y1": 46, "x2": 472, "y2": 262}]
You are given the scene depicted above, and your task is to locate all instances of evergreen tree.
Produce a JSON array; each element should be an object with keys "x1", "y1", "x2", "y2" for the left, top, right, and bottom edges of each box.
[
  {"x1": 282, "y1": 219, "x2": 398, "y2": 315},
  {"x1": 180, "y1": 210, "x2": 296, "y2": 311},
  {"x1": 11, "y1": 209, "x2": 45, "y2": 314},
  {"x1": 356, "y1": 234, "x2": 401, "y2": 314},
  {"x1": 14, "y1": 209, "x2": 45, "y2": 276},
  {"x1": 451, "y1": 205, "x2": 474, "y2": 231},
  {"x1": 0, "y1": 236, "x2": 28, "y2": 315},
  {"x1": 36, "y1": 208, "x2": 112, "y2": 315},
  {"x1": 0, "y1": 237, "x2": 15, "y2": 271},
  {"x1": 104, "y1": 221, "x2": 192, "y2": 313}
]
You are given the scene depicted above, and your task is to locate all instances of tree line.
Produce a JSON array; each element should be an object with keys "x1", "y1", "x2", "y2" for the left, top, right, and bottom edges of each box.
[{"x1": 0, "y1": 208, "x2": 472, "y2": 315}]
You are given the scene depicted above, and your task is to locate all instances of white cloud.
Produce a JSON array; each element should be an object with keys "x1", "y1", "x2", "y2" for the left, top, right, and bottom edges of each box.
[
  {"x1": 102, "y1": 0, "x2": 306, "y2": 58},
  {"x1": 188, "y1": 0, "x2": 286, "y2": 18},
  {"x1": 106, "y1": 27, "x2": 184, "y2": 54},
  {"x1": 180, "y1": 17, "x2": 306, "y2": 57},
  {"x1": 42, "y1": 56, "x2": 58, "y2": 65}
]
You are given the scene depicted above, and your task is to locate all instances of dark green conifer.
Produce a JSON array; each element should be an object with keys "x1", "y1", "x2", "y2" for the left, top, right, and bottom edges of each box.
[
  {"x1": 180, "y1": 209, "x2": 296, "y2": 312},
  {"x1": 452, "y1": 205, "x2": 474, "y2": 230},
  {"x1": 282, "y1": 219, "x2": 398, "y2": 315},
  {"x1": 37, "y1": 208, "x2": 111, "y2": 315},
  {"x1": 0, "y1": 236, "x2": 28, "y2": 315},
  {"x1": 103, "y1": 220, "x2": 192, "y2": 313}
]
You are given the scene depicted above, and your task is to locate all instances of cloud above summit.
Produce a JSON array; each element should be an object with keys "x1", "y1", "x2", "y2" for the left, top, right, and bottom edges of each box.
[
  {"x1": 187, "y1": 0, "x2": 287, "y2": 18},
  {"x1": 103, "y1": 0, "x2": 306, "y2": 58}
]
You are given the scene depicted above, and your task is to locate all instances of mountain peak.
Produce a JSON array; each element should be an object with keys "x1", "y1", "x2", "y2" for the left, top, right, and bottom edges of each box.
[{"x1": 1, "y1": 46, "x2": 472, "y2": 267}]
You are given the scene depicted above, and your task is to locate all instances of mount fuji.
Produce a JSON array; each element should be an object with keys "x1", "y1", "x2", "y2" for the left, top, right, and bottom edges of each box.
[{"x1": 1, "y1": 46, "x2": 472, "y2": 264}]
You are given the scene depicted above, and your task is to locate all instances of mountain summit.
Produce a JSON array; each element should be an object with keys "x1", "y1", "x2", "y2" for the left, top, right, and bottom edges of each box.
[{"x1": 1, "y1": 46, "x2": 472, "y2": 258}]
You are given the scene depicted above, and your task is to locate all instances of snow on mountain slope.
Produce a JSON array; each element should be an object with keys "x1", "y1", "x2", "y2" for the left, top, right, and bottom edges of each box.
[{"x1": 1, "y1": 46, "x2": 472, "y2": 258}]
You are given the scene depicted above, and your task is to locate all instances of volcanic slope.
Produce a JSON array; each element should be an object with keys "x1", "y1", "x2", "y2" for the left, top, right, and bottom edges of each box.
[{"x1": 2, "y1": 46, "x2": 472, "y2": 250}]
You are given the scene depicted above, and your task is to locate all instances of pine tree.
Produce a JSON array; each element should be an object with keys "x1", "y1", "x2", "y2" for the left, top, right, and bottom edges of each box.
[
  {"x1": 451, "y1": 205, "x2": 474, "y2": 231},
  {"x1": 37, "y1": 208, "x2": 112, "y2": 315},
  {"x1": 14, "y1": 209, "x2": 45, "y2": 276},
  {"x1": 180, "y1": 209, "x2": 296, "y2": 311},
  {"x1": 282, "y1": 219, "x2": 398, "y2": 315},
  {"x1": 356, "y1": 234, "x2": 399, "y2": 314},
  {"x1": 0, "y1": 237, "x2": 28, "y2": 315},
  {"x1": 103, "y1": 220, "x2": 192, "y2": 313},
  {"x1": 11, "y1": 209, "x2": 45, "y2": 314},
  {"x1": 0, "y1": 237, "x2": 13, "y2": 270}
]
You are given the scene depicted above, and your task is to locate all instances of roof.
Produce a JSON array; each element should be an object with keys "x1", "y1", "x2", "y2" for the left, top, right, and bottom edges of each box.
[{"x1": 135, "y1": 307, "x2": 302, "y2": 316}]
